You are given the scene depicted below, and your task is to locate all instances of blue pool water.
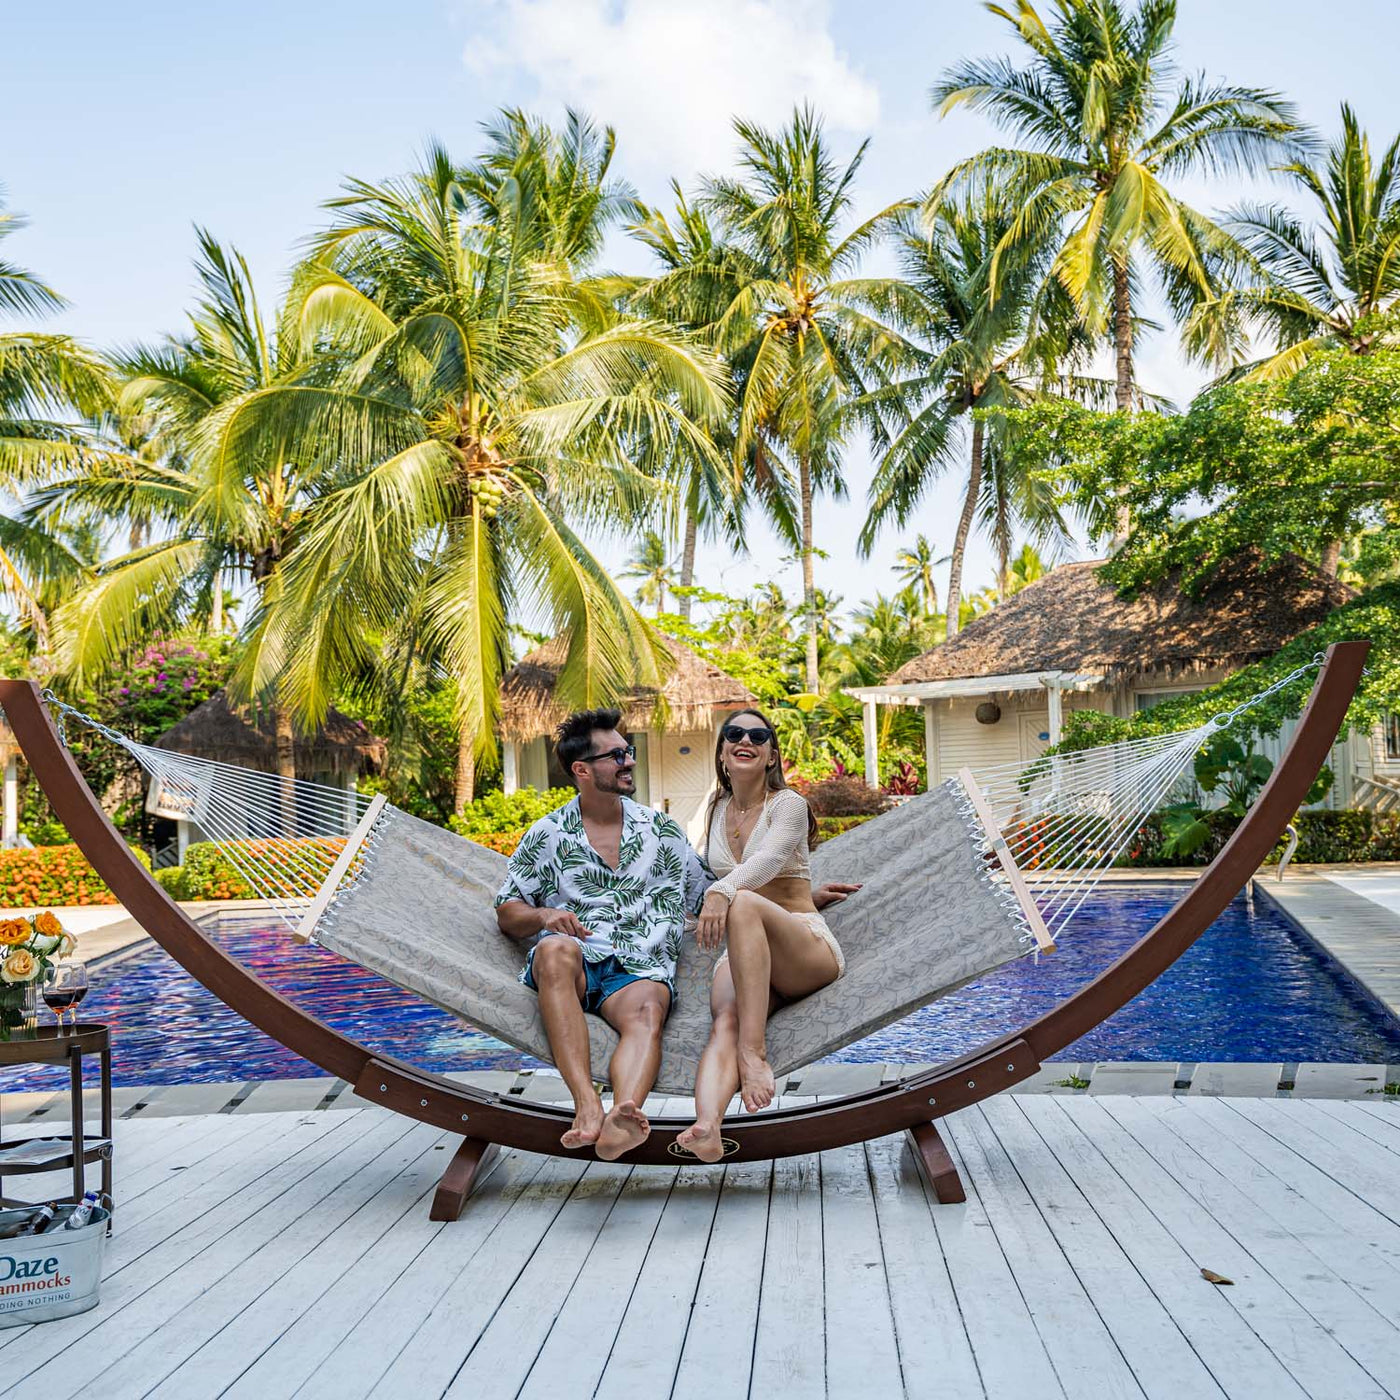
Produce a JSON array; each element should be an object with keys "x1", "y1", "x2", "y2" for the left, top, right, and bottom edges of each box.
[{"x1": 2, "y1": 887, "x2": 1398, "y2": 1092}]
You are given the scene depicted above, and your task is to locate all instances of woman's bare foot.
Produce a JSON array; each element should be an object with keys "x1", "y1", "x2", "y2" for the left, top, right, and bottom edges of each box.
[
  {"x1": 737, "y1": 1046, "x2": 776, "y2": 1112},
  {"x1": 560, "y1": 1095, "x2": 605, "y2": 1150},
  {"x1": 594, "y1": 1099, "x2": 651, "y2": 1161},
  {"x1": 675, "y1": 1119, "x2": 725, "y2": 1163}
]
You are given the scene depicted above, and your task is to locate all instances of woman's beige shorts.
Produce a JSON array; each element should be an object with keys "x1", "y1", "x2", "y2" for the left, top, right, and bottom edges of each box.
[{"x1": 717, "y1": 907, "x2": 845, "y2": 980}]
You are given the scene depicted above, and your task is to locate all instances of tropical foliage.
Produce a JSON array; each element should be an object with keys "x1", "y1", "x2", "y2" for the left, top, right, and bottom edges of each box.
[{"x1": 4, "y1": 5, "x2": 1397, "y2": 835}]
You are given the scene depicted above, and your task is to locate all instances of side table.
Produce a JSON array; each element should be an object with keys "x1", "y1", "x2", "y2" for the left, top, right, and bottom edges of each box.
[{"x1": 0, "y1": 1024, "x2": 113, "y2": 1225}]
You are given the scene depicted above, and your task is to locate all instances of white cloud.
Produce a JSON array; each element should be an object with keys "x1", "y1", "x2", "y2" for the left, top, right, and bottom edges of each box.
[{"x1": 463, "y1": 0, "x2": 880, "y2": 184}]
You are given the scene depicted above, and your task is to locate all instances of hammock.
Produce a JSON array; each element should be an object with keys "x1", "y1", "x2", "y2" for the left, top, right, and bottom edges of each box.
[{"x1": 44, "y1": 658, "x2": 1320, "y2": 1095}]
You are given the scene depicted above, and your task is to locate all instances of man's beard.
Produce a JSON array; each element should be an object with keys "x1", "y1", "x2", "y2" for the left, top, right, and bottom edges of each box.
[{"x1": 593, "y1": 768, "x2": 635, "y2": 797}]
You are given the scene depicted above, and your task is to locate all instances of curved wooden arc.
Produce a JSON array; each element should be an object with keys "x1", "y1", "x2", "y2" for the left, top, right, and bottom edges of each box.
[{"x1": 0, "y1": 639, "x2": 1367, "y2": 1168}]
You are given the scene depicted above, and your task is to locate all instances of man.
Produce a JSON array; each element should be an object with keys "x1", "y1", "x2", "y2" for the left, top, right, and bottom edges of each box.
[{"x1": 496, "y1": 708, "x2": 711, "y2": 1158}]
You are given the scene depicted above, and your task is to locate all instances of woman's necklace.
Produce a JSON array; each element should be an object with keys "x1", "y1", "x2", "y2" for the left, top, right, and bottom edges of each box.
[{"x1": 727, "y1": 790, "x2": 766, "y2": 849}]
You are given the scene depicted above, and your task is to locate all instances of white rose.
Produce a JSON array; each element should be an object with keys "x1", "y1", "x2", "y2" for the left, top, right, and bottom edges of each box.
[{"x1": 28, "y1": 933, "x2": 60, "y2": 954}]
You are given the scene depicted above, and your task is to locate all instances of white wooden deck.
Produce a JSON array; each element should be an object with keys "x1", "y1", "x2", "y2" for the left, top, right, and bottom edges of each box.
[{"x1": 3, "y1": 1093, "x2": 1399, "y2": 1399}]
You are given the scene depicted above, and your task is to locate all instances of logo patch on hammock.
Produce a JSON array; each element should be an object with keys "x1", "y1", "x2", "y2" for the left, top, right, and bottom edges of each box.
[{"x1": 667, "y1": 1135, "x2": 740, "y2": 1160}]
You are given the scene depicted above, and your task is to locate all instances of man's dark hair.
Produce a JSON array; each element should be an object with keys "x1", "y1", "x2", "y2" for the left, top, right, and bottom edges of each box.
[{"x1": 555, "y1": 708, "x2": 624, "y2": 782}]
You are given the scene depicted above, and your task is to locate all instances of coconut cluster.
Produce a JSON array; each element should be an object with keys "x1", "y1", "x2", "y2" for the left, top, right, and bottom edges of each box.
[{"x1": 469, "y1": 473, "x2": 508, "y2": 519}]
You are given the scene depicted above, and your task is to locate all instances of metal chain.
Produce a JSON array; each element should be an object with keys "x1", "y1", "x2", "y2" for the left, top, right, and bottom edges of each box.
[
  {"x1": 1204, "y1": 653, "x2": 1326, "y2": 732},
  {"x1": 38, "y1": 689, "x2": 137, "y2": 752}
]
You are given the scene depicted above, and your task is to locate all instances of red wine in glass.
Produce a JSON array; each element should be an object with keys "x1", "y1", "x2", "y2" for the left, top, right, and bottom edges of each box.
[{"x1": 43, "y1": 965, "x2": 88, "y2": 1030}]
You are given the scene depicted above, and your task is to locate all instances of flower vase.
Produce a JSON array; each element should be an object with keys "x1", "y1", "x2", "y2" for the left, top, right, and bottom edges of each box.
[{"x1": 0, "y1": 982, "x2": 41, "y2": 1040}]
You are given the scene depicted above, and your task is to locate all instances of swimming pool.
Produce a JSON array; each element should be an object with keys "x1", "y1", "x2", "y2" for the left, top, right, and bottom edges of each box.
[{"x1": 2, "y1": 885, "x2": 1398, "y2": 1092}]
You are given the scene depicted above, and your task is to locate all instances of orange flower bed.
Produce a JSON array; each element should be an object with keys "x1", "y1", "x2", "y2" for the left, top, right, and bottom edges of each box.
[{"x1": 0, "y1": 844, "x2": 145, "y2": 907}]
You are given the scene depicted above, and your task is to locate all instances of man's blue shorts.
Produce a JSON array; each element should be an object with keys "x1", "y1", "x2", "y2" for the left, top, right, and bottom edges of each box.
[{"x1": 522, "y1": 939, "x2": 672, "y2": 1016}]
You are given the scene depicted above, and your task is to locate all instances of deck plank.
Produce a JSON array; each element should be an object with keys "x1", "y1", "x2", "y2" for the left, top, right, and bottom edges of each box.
[
  {"x1": 1224, "y1": 1098, "x2": 1400, "y2": 1226},
  {"x1": 670, "y1": 1158, "x2": 773, "y2": 1400},
  {"x1": 86, "y1": 1121, "x2": 448, "y2": 1400},
  {"x1": 1134, "y1": 1096, "x2": 1400, "y2": 1327},
  {"x1": 1101, "y1": 1097, "x2": 1400, "y2": 1395},
  {"x1": 516, "y1": 1164, "x2": 677, "y2": 1400},
  {"x1": 1066, "y1": 1097, "x2": 1387, "y2": 1400},
  {"x1": 443, "y1": 1162, "x2": 634, "y2": 1400},
  {"x1": 313, "y1": 1155, "x2": 590, "y2": 1399},
  {"x1": 219, "y1": 1148, "x2": 540, "y2": 1400},
  {"x1": 819, "y1": 1141, "x2": 904, "y2": 1398},
  {"x1": 47, "y1": 1113, "x2": 423, "y2": 1400},
  {"x1": 864, "y1": 1134, "x2": 984, "y2": 1399},
  {"x1": 749, "y1": 1150, "x2": 826, "y2": 1399},
  {"x1": 1017, "y1": 1096, "x2": 1311, "y2": 1400},
  {"x1": 980, "y1": 1099, "x2": 1222, "y2": 1399},
  {"x1": 591, "y1": 1156, "x2": 726, "y2": 1400},
  {"x1": 955, "y1": 1107, "x2": 1148, "y2": 1399},
  {"x1": 926, "y1": 1112, "x2": 1065, "y2": 1399}
]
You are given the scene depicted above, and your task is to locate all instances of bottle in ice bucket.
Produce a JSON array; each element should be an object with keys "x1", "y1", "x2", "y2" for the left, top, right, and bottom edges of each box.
[
  {"x1": 0, "y1": 1202, "x2": 58, "y2": 1238},
  {"x1": 64, "y1": 1191, "x2": 100, "y2": 1230}
]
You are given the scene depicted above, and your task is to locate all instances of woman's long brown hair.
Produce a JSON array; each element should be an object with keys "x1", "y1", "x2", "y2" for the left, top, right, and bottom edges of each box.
[{"x1": 705, "y1": 707, "x2": 819, "y2": 851}]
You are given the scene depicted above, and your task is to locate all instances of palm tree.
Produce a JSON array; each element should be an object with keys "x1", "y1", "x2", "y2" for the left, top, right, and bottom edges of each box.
[
  {"x1": 1220, "y1": 105, "x2": 1400, "y2": 378},
  {"x1": 626, "y1": 187, "x2": 748, "y2": 623},
  {"x1": 698, "y1": 106, "x2": 913, "y2": 691},
  {"x1": 241, "y1": 132, "x2": 728, "y2": 809},
  {"x1": 52, "y1": 231, "x2": 323, "y2": 781},
  {"x1": 892, "y1": 534, "x2": 949, "y2": 616},
  {"x1": 622, "y1": 531, "x2": 677, "y2": 615},
  {"x1": 932, "y1": 0, "x2": 1307, "y2": 413},
  {"x1": 860, "y1": 190, "x2": 1104, "y2": 639},
  {"x1": 0, "y1": 195, "x2": 116, "y2": 664}
]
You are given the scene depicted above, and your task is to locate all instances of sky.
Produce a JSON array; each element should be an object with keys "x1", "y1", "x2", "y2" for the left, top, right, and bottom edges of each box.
[{"x1": 4, "y1": 0, "x2": 1397, "y2": 633}]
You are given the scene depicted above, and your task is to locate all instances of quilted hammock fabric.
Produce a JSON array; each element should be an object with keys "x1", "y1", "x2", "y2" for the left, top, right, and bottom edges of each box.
[{"x1": 315, "y1": 783, "x2": 1034, "y2": 1095}]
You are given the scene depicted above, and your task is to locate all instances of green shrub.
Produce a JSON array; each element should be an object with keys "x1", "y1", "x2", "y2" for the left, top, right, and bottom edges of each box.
[
  {"x1": 448, "y1": 787, "x2": 574, "y2": 837},
  {"x1": 816, "y1": 814, "x2": 878, "y2": 842},
  {"x1": 1122, "y1": 808, "x2": 1400, "y2": 867},
  {"x1": 0, "y1": 843, "x2": 149, "y2": 906}
]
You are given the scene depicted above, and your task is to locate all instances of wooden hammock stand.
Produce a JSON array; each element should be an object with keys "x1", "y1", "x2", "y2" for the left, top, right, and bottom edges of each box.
[{"x1": 0, "y1": 640, "x2": 1367, "y2": 1219}]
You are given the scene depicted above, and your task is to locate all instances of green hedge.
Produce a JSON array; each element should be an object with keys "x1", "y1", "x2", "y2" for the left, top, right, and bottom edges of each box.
[
  {"x1": 0, "y1": 843, "x2": 150, "y2": 906},
  {"x1": 1124, "y1": 808, "x2": 1400, "y2": 867},
  {"x1": 448, "y1": 788, "x2": 574, "y2": 837}
]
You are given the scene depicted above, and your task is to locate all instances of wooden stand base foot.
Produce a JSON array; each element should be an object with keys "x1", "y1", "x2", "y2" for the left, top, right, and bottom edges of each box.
[
  {"x1": 429, "y1": 1137, "x2": 500, "y2": 1221},
  {"x1": 907, "y1": 1121, "x2": 966, "y2": 1204}
]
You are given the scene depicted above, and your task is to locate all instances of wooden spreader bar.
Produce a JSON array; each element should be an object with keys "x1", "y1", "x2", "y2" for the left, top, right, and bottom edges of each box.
[{"x1": 0, "y1": 640, "x2": 1367, "y2": 1220}]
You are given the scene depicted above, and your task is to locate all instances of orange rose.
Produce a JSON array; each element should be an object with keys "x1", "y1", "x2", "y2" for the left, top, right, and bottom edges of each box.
[
  {"x1": 0, "y1": 948, "x2": 38, "y2": 983},
  {"x1": 34, "y1": 910, "x2": 62, "y2": 938},
  {"x1": 0, "y1": 919, "x2": 30, "y2": 947}
]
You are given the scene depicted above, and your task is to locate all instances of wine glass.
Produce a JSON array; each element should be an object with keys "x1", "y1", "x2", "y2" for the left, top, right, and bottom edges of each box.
[{"x1": 43, "y1": 963, "x2": 88, "y2": 1032}]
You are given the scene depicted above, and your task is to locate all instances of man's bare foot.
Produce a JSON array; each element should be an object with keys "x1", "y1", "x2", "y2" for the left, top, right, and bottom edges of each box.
[
  {"x1": 560, "y1": 1096, "x2": 605, "y2": 1150},
  {"x1": 737, "y1": 1047, "x2": 776, "y2": 1112},
  {"x1": 594, "y1": 1099, "x2": 651, "y2": 1160},
  {"x1": 675, "y1": 1119, "x2": 725, "y2": 1163}
]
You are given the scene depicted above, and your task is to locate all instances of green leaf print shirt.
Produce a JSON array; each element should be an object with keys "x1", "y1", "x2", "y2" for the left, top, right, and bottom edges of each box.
[{"x1": 495, "y1": 796, "x2": 714, "y2": 986}]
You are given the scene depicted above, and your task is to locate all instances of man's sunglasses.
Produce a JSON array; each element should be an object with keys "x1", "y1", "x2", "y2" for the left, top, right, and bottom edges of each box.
[
  {"x1": 721, "y1": 724, "x2": 775, "y2": 746},
  {"x1": 579, "y1": 744, "x2": 636, "y2": 766}
]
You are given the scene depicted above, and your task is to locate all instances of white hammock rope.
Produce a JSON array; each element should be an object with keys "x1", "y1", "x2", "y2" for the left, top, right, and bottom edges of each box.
[{"x1": 40, "y1": 654, "x2": 1323, "y2": 954}]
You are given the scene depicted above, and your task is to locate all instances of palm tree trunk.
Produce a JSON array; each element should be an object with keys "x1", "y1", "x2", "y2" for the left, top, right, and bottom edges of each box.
[
  {"x1": 998, "y1": 542, "x2": 1011, "y2": 604},
  {"x1": 210, "y1": 566, "x2": 223, "y2": 633},
  {"x1": 946, "y1": 420, "x2": 984, "y2": 640},
  {"x1": 454, "y1": 718, "x2": 476, "y2": 813},
  {"x1": 799, "y1": 455, "x2": 819, "y2": 692},
  {"x1": 678, "y1": 510, "x2": 697, "y2": 623},
  {"x1": 1319, "y1": 539, "x2": 1342, "y2": 577},
  {"x1": 657, "y1": 581, "x2": 666, "y2": 616},
  {"x1": 273, "y1": 701, "x2": 296, "y2": 831},
  {"x1": 1112, "y1": 256, "x2": 1134, "y2": 545}
]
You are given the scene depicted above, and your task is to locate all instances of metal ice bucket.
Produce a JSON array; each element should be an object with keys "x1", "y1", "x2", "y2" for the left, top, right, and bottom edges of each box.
[{"x1": 0, "y1": 1204, "x2": 110, "y2": 1327}]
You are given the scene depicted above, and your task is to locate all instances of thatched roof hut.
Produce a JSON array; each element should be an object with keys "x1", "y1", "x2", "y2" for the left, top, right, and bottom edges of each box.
[
  {"x1": 499, "y1": 635, "x2": 756, "y2": 742},
  {"x1": 153, "y1": 690, "x2": 385, "y2": 777},
  {"x1": 889, "y1": 550, "x2": 1354, "y2": 689}
]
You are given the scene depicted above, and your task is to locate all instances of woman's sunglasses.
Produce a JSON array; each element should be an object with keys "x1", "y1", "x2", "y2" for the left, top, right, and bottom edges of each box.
[{"x1": 721, "y1": 724, "x2": 775, "y2": 746}]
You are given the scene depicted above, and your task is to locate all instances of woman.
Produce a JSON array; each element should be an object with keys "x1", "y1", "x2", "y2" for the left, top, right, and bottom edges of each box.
[{"x1": 675, "y1": 709, "x2": 860, "y2": 1163}]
